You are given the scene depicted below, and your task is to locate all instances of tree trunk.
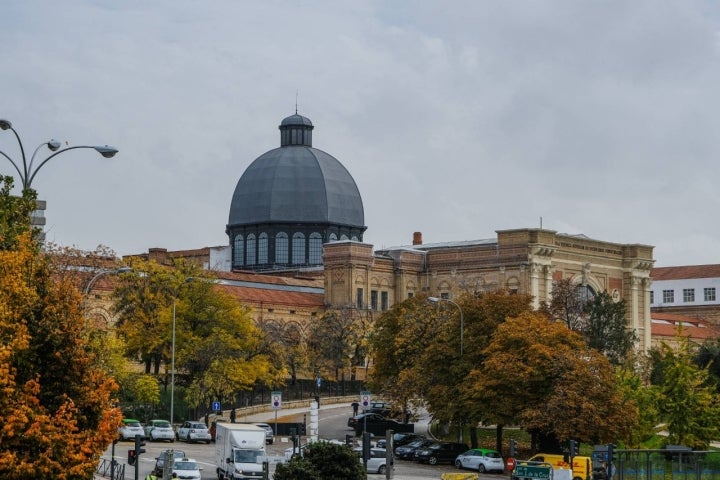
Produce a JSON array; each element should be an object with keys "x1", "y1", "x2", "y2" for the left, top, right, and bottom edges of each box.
[{"x1": 496, "y1": 424, "x2": 504, "y2": 454}]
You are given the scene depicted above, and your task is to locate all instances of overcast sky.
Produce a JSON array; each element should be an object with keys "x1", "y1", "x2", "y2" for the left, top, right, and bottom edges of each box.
[{"x1": 2, "y1": 1, "x2": 719, "y2": 267}]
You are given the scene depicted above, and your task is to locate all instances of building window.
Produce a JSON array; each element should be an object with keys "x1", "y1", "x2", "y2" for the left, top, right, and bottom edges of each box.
[
  {"x1": 650, "y1": 291, "x2": 654, "y2": 304},
  {"x1": 356, "y1": 288, "x2": 364, "y2": 309},
  {"x1": 351, "y1": 235, "x2": 359, "y2": 241},
  {"x1": 370, "y1": 290, "x2": 378, "y2": 310},
  {"x1": 683, "y1": 288, "x2": 695, "y2": 303},
  {"x1": 329, "y1": 233, "x2": 337, "y2": 242},
  {"x1": 381, "y1": 291, "x2": 389, "y2": 311},
  {"x1": 440, "y1": 292, "x2": 450, "y2": 299},
  {"x1": 292, "y1": 232, "x2": 305, "y2": 265},
  {"x1": 663, "y1": 290, "x2": 674, "y2": 304},
  {"x1": 309, "y1": 232, "x2": 322, "y2": 264},
  {"x1": 705, "y1": 287, "x2": 716, "y2": 302},
  {"x1": 408, "y1": 292, "x2": 414, "y2": 299},
  {"x1": 246, "y1": 233, "x2": 256, "y2": 265},
  {"x1": 233, "y1": 234, "x2": 244, "y2": 266},
  {"x1": 275, "y1": 232, "x2": 288, "y2": 264},
  {"x1": 258, "y1": 233, "x2": 268, "y2": 264}
]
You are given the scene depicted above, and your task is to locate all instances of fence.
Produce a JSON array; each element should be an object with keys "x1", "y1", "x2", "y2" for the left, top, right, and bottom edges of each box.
[
  {"x1": 96, "y1": 458, "x2": 124, "y2": 480},
  {"x1": 616, "y1": 449, "x2": 720, "y2": 480}
]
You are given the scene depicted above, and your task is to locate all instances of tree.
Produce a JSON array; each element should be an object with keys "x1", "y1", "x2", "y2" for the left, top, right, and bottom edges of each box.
[
  {"x1": 583, "y1": 291, "x2": 637, "y2": 365},
  {"x1": 0, "y1": 231, "x2": 121, "y2": 478},
  {"x1": 0, "y1": 175, "x2": 38, "y2": 249},
  {"x1": 656, "y1": 335, "x2": 720, "y2": 449},
  {"x1": 307, "y1": 307, "x2": 367, "y2": 382},
  {"x1": 113, "y1": 260, "x2": 282, "y2": 413},
  {"x1": 542, "y1": 278, "x2": 587, "y2": 331},
  {"x1": 465, "y1": 311, "x2": 636, "y2": 451},
  {"x1": 274, "y1": 441, "x2": 366, "y2": 480}
]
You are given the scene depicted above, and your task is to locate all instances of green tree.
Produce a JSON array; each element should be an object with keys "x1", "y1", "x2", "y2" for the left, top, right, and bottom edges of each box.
[
  {"x1": 113, "y1": 260, "x2": 282, "y2": 412},
  {"x1": 657, "y1": 335, "x2": 720, "y2": 449},
  {"x1": 0, "y1": 175, "x2": 38, "y2": 249},
  {"x1": 582, "y1": 291, "x2": 637, "y2": 365},
  {"x1": 273, "y1": 441, "x2": 366, "y2": 480}
]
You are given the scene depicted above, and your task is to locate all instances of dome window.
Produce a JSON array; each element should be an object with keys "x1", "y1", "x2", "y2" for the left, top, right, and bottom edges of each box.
[
  {"x1": 292, "y1": 232, "x2": 306, "y2": 265},
  {"x1": 275, "y1": 232, "x2": 289, "y2": 264}
]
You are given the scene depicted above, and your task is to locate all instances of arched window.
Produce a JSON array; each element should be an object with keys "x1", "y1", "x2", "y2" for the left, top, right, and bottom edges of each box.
[
  {"x1": 351, "y1": 235, "x2": 359, "y2": 241},
  {"x1": 258, "y1": 233, "x2": 268, "y2": 264},
  {"x1": 309, "y1": 232, "x2": 322, "y2": 264},
  {"x1": 275, "y1": 232, "x2": 288, "y2": 264},
  {"x1": 340, "y1": 234, "x2": 349, "y2": 240},
  {"x1": 233, "y1": 234, "x2": 244, "y2": 266},
  {"x1": 292, "y1": 232, "x2": 305, "y2": 265},
  {"x1": 246, "y1": 233, "x2": 256, "y2": 265},
  {"x1": 329, "y1": 233, "x2": 338, "y2": 242}
]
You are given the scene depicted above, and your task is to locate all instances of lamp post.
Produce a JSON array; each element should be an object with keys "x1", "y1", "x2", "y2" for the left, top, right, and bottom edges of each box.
[
  {"x1": 0, "y1": 118, "x2": 118, "y2": 191},
  {"x1": 428, "y1": 296, "x2": 464, "y2": 357}
]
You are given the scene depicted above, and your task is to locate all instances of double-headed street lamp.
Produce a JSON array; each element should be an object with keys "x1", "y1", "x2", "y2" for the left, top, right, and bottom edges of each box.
[
  {"x1": 0, "y1": 118, "x2": 118, "y2": 191},
  {"x1": 428, "y1": 296, "x2": 464, "y2": 357}
]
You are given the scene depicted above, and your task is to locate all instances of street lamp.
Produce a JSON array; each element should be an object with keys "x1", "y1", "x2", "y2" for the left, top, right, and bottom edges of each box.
[
  {"x1": 0, "y1": 118, "x2": 119, "y2": 191},
  {"x1": 428, "y1": 296, "x2": 464, "y2": 357}
]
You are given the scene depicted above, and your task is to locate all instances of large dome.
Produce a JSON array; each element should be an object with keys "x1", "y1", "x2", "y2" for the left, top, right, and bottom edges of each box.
[
  {"x1": 228, "y1": 144, "x2": 364, "y2": 227},
  {"x1": 226, "y1": 113, "x2": 366, "y2": 271}
]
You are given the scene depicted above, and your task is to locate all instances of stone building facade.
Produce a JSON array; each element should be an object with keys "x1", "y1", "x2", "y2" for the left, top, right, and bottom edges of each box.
[{"x1": 323, "y1": 228, "x2": 655, "y2": 351}]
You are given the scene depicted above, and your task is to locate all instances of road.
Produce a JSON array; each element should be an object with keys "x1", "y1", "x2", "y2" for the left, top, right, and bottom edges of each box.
[{"x1": 102, "y1": 403, "x2": 506, "y2": 480}]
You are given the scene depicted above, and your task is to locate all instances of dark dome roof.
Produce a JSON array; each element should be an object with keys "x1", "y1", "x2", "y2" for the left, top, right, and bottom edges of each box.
[
  {"x1": 280, "y1": 114, "x2": 313, "y2": 126},
  {"x1": 228, "y1": 115, "x2": 364, "y2": 228}
]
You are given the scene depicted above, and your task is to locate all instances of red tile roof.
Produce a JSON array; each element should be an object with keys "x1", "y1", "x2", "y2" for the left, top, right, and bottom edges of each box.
[
  {"x1": 217, "y1": 285, "x2": 325, "y2": 308},
  {"x1": 652, "y1": 264, "x2": 720, "y2": 280},
  {"x1": 651, "y1": 312, "x2": 720, "y2": 340}
]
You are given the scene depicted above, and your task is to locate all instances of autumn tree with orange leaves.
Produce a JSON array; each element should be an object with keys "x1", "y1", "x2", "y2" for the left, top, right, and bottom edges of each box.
[{"x1": 0, "y1": 176, "x2": 121, "y2": 479}]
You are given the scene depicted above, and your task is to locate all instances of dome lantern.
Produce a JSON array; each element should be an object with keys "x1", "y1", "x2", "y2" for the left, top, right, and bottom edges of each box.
[{"x1": 279, "y1": 113, "x2": 313, "y2": 147}]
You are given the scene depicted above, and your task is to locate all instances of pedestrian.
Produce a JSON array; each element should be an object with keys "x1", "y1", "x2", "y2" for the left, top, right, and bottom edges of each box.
[
  {"x1": 144, "y1": 472, "x2": 158, "y2": 480},
  {"x1": 230, "y1": 408, "x2": 236, "y2": 423},
  {"x1": 204, "y1": 412, "x2": 209, "y2": 427},
  {"x1": 351, "y1": 401, "x2": 359, "y2": 416}
]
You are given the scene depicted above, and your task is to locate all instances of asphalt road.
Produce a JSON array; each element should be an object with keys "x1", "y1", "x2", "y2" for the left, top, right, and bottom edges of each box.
[{"x1": 103, "y1": 403, "x2": 507, "y2": 480}]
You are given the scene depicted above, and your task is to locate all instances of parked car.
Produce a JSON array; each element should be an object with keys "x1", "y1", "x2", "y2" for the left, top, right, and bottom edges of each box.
[
  {"x1": 357, "y1": 447, "x2": 391, "y2": 474},
  {"x1": 366, "y1": 401, "x2": 392, "y2": 417},
  {"x1": 376, "y1": 432, "x2": 425, "y2": 449},
  {"x1": 177, "y1": 421, "x2": 212, "y2": 443},
  {"x1": 254, "y1": 423, "x2": 275, "y2": 445},
  {"x1": 395, "y1": 438, "x2": 436, "y2": 460},
  {"x1": 144, "y1": 419, "x2": 175, "y2": 442},
  {"x1": 415, "y1": 441, "x2": 469, "y2": 465},
  {"x1": 348, "y1": 413, "x2": 387, "y2": 429},
  {"x1": 172, "y1": 458, "x2": 202, "y2": 480},
  {"x1": 154, "y1": 449, "x2": 186, "y2": 472},
  {"x1": 118, "y1": 418, "x2": 145, "y2": 441},
  {"x1": 455, "y1": 448, "x2": 505, "y2": 473}
]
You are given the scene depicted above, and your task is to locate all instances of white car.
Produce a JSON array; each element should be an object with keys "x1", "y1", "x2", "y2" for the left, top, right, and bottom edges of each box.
[
  {"x1": 177, "y1": 421, "x2": 212, "y2": 443},
  {"x1": 357, "y1": 447, "x2": 390, "y2": 474},
  {"x1": 144, "y1": 419, "x2": 175, "y2": 442},
  {"x1": 118, "y1": 419, "x2": 145, "y2": 441},
  {"x1": 172, "y1": 458, "x2": 202, "y2": 480},
  {"x1": 455, "y1": 448, "x2": 505, "y2": 473},
  {"x1": 254, "y1": 423, "x2": 275, "y2": 445}
]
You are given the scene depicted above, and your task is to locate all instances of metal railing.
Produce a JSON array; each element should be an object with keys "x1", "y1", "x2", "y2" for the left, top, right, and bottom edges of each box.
[
  {"x1": 96, "y1": 457, "x2": 124, "y2": 480},
  {"x1": 616, "y1": 449, "x2": 720, "y2": 480}
]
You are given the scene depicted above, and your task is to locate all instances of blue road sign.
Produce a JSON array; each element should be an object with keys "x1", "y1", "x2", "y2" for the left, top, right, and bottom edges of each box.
[{"x1": 212, "y1": 401, "x2": 221, "y2": 412}]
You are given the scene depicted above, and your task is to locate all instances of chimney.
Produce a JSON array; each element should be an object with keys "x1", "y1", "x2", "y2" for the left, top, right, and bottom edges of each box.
[{"x1": 413, "y1": 232, "x2": 423, "y2": 245}]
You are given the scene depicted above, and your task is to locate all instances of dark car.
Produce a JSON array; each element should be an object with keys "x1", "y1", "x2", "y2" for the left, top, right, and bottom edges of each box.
[
  {"x1": 366, "y1": 401, "x2": 392, "y2": 417},
  {"x1": 348, "y1": 413, "x2": 410, "y2": 436},
  {"x1": 414, "y1": 441, "x2": 469, "y2": 465},
  {"x1": 376, "y1": 432, "x2": 425, "y2": 449},
  {"x1": 395, "y1": 438, "x2": 436, "y2": 460},
  {"x1": 347, "y1": 412, "x2": 386, "y2": 429}
]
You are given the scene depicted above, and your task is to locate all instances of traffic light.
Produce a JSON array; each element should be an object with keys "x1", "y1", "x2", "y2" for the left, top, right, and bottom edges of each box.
[
  {"x1": 134, "y1": 434, "x2": 146, "y2": 456},
  {"x1": 128, "y1": 449, "x2": 136, "y2": 466},
  {"x1": 509, "y1": 439, "x2": 517, "y2": 458},
  {"x1": 569, "y1": 439, "x2": 579, "y2": 457}
]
